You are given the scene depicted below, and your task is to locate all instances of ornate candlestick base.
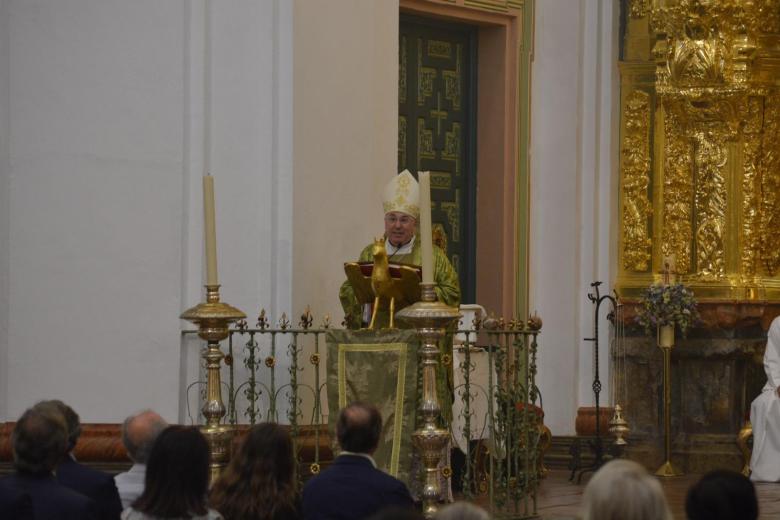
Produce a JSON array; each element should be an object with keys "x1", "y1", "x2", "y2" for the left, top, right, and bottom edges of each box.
[
  {"x1": 396, "y1": 284, "x2": 459, "y2": 519},
  {"x1": 180, "y1": 284, "x2": 246, "y2": 483},
  {"x1": 655, "y1": 460, "x2": 682, "y2": 478}
]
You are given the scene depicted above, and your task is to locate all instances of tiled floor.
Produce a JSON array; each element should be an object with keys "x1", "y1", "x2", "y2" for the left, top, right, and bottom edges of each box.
[{"x1": 534, "y1": 469, "x2": 780, "y2": 519}]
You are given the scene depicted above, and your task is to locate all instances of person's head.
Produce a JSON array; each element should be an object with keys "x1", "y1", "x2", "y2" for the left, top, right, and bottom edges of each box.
[
  {"x1": 11, "y1": 406, "x2": 68, "y2": 476},
  {"x1": 33, "y1": 400, "x2": 81, "y2": 453},
  {"x1": 686, "y1": 469, "x2": 758, "y2": 520},
  {"x1": 434, "y1": 501, "x2": 490, "y2": 520},
  {"x1": 210, "y1": 423, "x2": 297, "y2": 519},
  {"x1": 122, "y1": 410, "x2": 167, "y2": 464},
  {"x1": 581, "y1": 459, "x2": 672, "y2": 520},
  {"x1": 382, "y1": 170, "x2": 419, "y2": 247},
  {"x1": 336, "y1": 402, "x2": 382, "y2": 455},
  {"x1": 132, "y1": 426, "x2": 210, "y2": 517},
  {"x1": 384, "y1": 212, "x2": 417, "y2": 248}
]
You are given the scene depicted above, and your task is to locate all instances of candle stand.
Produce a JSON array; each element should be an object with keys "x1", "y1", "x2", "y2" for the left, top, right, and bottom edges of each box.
[
  {"x1": 396, "y1": 283, "x2": 459, "y2": 519},
  {"x1": 180, "y1": 284, "x2": 246, "y2": 484},
  {"x1": 655, "y1": 323, "x2": 682, "y2": 477}
]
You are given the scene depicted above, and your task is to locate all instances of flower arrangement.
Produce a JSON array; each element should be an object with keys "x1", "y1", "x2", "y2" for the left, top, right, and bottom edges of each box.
[{"x1": 636, "y1": 282, "x2": 699, "y2": 337}]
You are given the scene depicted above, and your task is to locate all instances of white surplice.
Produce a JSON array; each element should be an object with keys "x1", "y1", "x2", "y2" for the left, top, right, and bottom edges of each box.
[{"x1": 750, "y1": 316, "x2": 780, "y2": 481}]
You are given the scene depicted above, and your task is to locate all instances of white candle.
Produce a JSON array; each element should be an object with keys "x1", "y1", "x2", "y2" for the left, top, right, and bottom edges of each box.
[
  {"x1": 203, "y1": 175, "x2": 218, "y2": 286},
  {"x1": 418, "y1": 171, "x2": 434, "y2": 285}
]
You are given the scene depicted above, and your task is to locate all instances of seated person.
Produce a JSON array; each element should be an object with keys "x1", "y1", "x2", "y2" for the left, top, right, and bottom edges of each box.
[
  {"x1": 0, "y1": 406, "x2": 98, "y2": 519},
  {"x1": 210, "y1": 423, "x2": 300, "y2": 520},
  {"x1": 35, "y1": 400, "x2": 122, "y2": 519},
  {"x1": 123, "y1": 426, "x2": 222, "y2": 520},
  {"x1": 580, "y1": 459, "x2": 672, "y2": 520},
  {"x1": 750, "y1": 316, "x2": 780, "y2": 481},
  {"x1": 302, "y1": 402, "x2": 414, "y2": 520},
  {"x1": 115, "y1": 410, "x2": 168, "y2": 509},
  {"x1": 686, "y1": 470, "x2": 758, "y2": 520},
  {"x1": 0, "y1": 483, "x2": 33, "y2": 519},
  {"x1": 339, "y1": 170, "x2": 460, "y2": 329}
]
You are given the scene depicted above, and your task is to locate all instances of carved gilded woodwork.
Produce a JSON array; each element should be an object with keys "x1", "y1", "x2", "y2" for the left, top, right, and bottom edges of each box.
[
  {"x1": 760, "y1": 95, "x2": 780, "y2": 276},
  {"x1": 620, "y1": 90, "x2": 653, "y2": 272},
  {"x1": 617, "y1": 0, "x2": 780, "y2": 300},
  {"x1": 660, "y1": 102, "x2": 694, "y2": 274},
  {"x1": 740, "y1": 96, "x2": 761, "y2": 279}
]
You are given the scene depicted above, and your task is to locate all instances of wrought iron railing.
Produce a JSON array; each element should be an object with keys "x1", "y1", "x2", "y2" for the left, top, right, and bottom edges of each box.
[{"x1": 182, "y1": 311, "x2": 542, "y2": 518}]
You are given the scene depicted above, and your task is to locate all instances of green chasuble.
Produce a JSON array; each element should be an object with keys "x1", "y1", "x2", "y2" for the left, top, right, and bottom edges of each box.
[
  {"x1": 338, "y1": 238, "x2": 460, "y2": 329},
  {"x1": 338, "y1": 238, "x2": 461, "y2": 427}
]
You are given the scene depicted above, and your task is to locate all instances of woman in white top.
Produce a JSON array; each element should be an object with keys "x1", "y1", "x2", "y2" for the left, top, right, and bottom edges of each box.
[{"x1": 121, "y1": 426, "x2": 222, "y2": 520}]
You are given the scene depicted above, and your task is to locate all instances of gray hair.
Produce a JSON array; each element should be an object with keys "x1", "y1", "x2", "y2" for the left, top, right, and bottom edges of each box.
[
  {"x1": 581, "y1": 459, "x2": 672, "y2": 520},
  {"x1": 121, "y1": 409, "x2": 167, "y2": 463},
  {"x1": 435, "y1": 502, "x2": 490, "y2": 520}
]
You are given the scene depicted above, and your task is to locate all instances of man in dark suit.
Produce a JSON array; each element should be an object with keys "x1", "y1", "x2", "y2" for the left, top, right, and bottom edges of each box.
[
  {"x1": 35, "y1": 400, "x2": 122, "y2": 520},
  {"x1": 0, "y1": 406, "x2": 98, "y2": 519},
  {"x1": 303, "y1": 402, "x2": 414, "y2": 520},
  {"x1": 0, "y1": 485, "x2": 34, "y2": 520}
]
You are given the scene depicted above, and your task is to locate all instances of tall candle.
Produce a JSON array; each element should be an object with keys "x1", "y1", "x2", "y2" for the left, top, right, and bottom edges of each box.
[
  {"x1": 203, "y1": 175, "x2": 218, "y2": 286},
  {"x1": 418, "y1": 171, "x2": 434, "y2": 285}
]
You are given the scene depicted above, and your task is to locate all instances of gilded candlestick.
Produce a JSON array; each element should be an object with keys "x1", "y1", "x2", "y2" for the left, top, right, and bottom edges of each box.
[
  {"x1": 396, "y1": 283, "x2": 459, "y2": 518},
  {"x1": 180, "y1": 284, "x2": 246, "y2": 483}
]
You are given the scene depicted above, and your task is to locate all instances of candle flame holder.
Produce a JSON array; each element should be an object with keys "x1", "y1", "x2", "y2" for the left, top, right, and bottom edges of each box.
[
  {"x1": 180, "y1": 284, "x2": 246, "y2": 484},
  {"x1": 396, "y1": 283, "x2": 459, "y2": 518}
]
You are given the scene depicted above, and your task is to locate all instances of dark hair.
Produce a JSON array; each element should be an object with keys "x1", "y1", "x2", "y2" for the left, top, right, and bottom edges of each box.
[
  {"x1": 336, "y1": 402, "x2": 382, "y2": 454},
  {"x1": 11, "y1": 407, "x2": 68, "y2": 475},
  {"x1": 132, "y1": 426, "x2": 210, "y2": 518},
  {"x1": 34, "y1": 400, "x2": 81, "y2": 452},
  {"x1": 210, "y1": 423, "x2": 297, "y2": 520},
  {"x1": 368, "y1": 506, "x2": 424, "y2": 520},
  {"x1": 685, "y1": 470, "x2": 758, "y2": 520}
]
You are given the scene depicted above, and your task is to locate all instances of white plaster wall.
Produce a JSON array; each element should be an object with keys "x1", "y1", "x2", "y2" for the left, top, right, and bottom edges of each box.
[
  {"x1": 0, "y1": 0, "x2": 10, "y2": 422},
  {"x1": 530, "y1": 0, "x2": 619, "y2": 435},
  {"x1": 1, "y1": 0, "x2": 292, "y2": 423},
  {"x1": 292, "y1": 0, "x2": 398, "y2": 327}
]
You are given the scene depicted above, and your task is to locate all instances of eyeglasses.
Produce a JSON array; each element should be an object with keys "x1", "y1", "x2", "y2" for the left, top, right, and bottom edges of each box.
[{"x1": 384, "y1": 214, "x2": 415, "y2": 226}]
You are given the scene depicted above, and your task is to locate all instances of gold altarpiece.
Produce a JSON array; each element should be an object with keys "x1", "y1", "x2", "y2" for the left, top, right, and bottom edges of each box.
[{"x1": 617, "y1": 0, "x2": 780, "y2": 300}]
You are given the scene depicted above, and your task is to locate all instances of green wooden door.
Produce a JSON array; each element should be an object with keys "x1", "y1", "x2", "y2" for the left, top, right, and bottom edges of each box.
[{"x1": 398, "y1": 16, "x2": 477, "y2": 303}]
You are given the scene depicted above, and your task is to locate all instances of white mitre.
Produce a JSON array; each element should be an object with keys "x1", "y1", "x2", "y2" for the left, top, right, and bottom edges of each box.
[{"x1": 383, "y1": 169, "x2": 420, "y2": 219}]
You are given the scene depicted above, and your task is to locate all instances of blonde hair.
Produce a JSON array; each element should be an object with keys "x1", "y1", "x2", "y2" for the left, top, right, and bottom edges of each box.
[
  {"x1": 581, "y1": 460, "x2": 673, "y2": 520},
  {"x1": 435, "y1": 502, "x2": 490, "y2": 520}
]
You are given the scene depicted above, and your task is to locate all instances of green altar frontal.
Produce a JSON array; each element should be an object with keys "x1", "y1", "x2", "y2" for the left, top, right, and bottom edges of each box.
[{"x1": 326, "y1": 329, "x2": 420, "y2": 484}]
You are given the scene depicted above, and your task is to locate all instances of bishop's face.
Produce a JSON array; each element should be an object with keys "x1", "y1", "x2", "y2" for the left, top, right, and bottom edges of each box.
[{"x1": 384, "y1": 212, "x2": 416, "y2": 247}]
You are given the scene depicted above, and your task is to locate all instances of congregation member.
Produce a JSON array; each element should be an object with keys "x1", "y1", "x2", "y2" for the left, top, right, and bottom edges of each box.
[
  {"x1": 36, "y1": 400, "x2": 123, "y2": 519},
  {"x1": 303, "y1": 402, "x2": 414, "y2": 520},
  {"x1": 750, "y1": 316, "x2": 780, "y2": 481},
  {"x1": 0, "y1": 485, "x2": 33, "y2": 520},
  {"x1": 115, "y1": 410, "x2": 168, "y2": 509},
  {"x1": 434, "y1": 502, "x2": 490, "y2": 520},
  {"x1": 686, "y1": 470, "x2": 758, "y2": 520},
  {"x1": 123, "y1": 426, "x2": 222, "y2": 520},
  {"x1": 210, "y1": 423, "x2": 300, "y2": 520},
  {"x1": 368, "y1": 507, "x2": 424, "y2": 520},
  {"x1": 0, "y1": 405, "x2": 98, "y2": 519},
  {"x1": 580, "y1": 460, "x2": 672, "y2": 520}
]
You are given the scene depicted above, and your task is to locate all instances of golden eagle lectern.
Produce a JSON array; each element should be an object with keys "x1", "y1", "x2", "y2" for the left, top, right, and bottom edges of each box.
[{"x1": 343, "y1": 237, "x2": 421, "y2": 329}]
